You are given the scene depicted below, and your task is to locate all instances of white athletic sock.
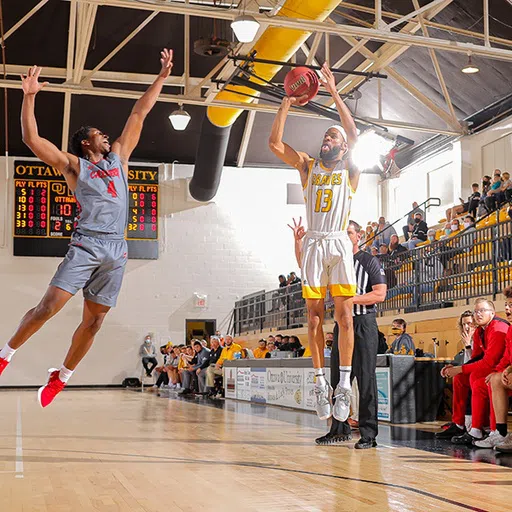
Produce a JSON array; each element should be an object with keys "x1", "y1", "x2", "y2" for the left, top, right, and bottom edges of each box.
[
  {"x1": 338, "y1": 366, "x2": 351, "y2": 389},
  {"x1": 455, "y1": 424, "x2": 465, "y2": 430},
  {"x1": 469, "y1": 428, "x2": 483, "y2": 439},
  {"x1": 0, "y1": 344, "x2": 17, "y2": 362},
  {"x1": 465, "y1": 415, "x2": 472, "y2": 431},
  {"x1": 314, "y1": 369, "x2": 326, "y2": 387},
  {"x1": 59, "y1": 366, "x2": 74, "y2": 384}
]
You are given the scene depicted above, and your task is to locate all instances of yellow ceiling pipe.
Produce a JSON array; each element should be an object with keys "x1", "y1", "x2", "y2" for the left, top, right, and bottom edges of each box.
[{"x1": 207, "y1": 0, "x2": 341, "y2": 128}]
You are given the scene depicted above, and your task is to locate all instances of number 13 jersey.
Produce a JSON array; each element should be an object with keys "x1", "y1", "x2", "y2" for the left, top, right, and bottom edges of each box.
[{"x1": 304, "y1": 158, "x2": 354, "y2": 234}]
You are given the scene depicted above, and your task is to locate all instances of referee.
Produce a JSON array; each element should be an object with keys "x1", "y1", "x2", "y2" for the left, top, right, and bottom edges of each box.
[{"x1": 316, "y1": 220, "x2": 387, "y2": 449}]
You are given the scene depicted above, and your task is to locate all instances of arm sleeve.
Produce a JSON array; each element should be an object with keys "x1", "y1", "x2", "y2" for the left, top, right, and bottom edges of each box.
[
  {"x1": 217, "y1": 348, "x2": 227, "y2": 366},
  {"x1": 368, "y1": 257, "x2": 387, "y2": 286},
  {"x1": 462, "y1": 328, "x2": 507, "y2": 375}
]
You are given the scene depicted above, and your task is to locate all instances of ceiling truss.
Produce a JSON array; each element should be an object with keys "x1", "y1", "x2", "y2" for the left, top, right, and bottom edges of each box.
[{"x1": 2, "y1": 0, "x2": 512, "y2": 151}]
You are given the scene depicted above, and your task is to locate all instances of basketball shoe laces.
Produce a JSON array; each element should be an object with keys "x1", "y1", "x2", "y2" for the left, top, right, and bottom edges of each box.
[{"x1": 46, "y1": 371, "x2": 66, "y2": 394}]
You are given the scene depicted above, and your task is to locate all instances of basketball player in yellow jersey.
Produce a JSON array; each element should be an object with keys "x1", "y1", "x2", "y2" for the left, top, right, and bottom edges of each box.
[{"x1": 269, "y1": 63, "x2": 360, "y2": 421}]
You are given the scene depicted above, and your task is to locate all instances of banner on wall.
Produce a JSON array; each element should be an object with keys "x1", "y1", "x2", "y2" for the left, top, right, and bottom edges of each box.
[
  {"x1": 250, "y1": 367, "x2": 267, "y2": 403},
  {"x1": 376, "y1": 368, "x2": 391, "y2": 421},
  {"x1": 266, "y1": 367, "x2": 304, "y2": 408},
  {"x1": 225, "y1": 367, "x2": 237, "y2": 399},
  {"x1": 236, "y1": 368, "x2": 251, "y2": 401}
]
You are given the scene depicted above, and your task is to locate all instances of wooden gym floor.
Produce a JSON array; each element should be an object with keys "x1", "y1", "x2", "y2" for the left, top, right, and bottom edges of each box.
[{"x1": 0, "y1": 389, "x2": 510, "y2": 512}]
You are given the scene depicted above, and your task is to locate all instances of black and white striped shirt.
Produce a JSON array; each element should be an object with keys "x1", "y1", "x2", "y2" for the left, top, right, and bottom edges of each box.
[{"x1": 353, "y1": 251, "x2": 387, "y2": 316}]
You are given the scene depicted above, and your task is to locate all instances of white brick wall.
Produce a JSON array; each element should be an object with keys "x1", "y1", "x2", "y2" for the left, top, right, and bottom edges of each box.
[{"x1": 0, "y1": 159, "x2": 377, "y2": 385}]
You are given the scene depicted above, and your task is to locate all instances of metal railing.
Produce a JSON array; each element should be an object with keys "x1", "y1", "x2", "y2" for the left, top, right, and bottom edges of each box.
[{"x1": 232, "y1": 214, "x2": 512, "y2": 335}]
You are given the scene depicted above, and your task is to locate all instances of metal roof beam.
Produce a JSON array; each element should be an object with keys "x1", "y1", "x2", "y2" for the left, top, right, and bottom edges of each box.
[
  {"x1": 0, "y1": 77, "x2": 462, "y2": 136},
  {"x1": 64, "y1": 0, "x2": 512, "y2": 61}
]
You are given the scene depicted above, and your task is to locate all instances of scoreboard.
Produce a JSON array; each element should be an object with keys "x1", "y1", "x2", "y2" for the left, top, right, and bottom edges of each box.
[{"x1": 13, "y1": 160, "x2": 159, "y2": 259}]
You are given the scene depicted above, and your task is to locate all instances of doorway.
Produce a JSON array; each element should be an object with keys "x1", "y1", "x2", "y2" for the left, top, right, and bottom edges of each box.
[{"x1": 185, "y1": 319, "x2": 216, "y2": 345}]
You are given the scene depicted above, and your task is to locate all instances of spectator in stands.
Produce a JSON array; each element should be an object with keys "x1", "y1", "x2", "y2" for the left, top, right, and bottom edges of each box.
[
  {"x1": 436, "y1": 298, "x2": 508, "y2": 445},
  {"x1": 279, "y1": 336, "x2": 292, "y2": 351},
  {"x1": 379, "y1": 243, "x2": 389, "y2": 255},
  {"x1": 265, "y1": 340, "x2": 278, "y2": 358},
  {"x1": 288, "y1": 335, "x2": 304, "y2": 356},
  {"x1": 440, "y1": 222, "x2": 453, "y2": 240},
  {"x1": 389, "y1": 234, "x2": 406, "y2": 256},
  {"x1": 201, "y1": 336, "x2": 222, "y2": 394},
  {"x1": 140, "y1": 335, "x2": 158, "y2": 377},
  {"x1": 387, "y1": 319, "x2": 415, "y2": 355},
  {"x1": 485, "y1": 172, "x2": 503, "y2": 213},
  {"x1": 477, "y1": 175, "x2": 492, "y2": 216},
  {"x1": 253, "y1": 339, "x2": 269, "y2": 359},
  {"x1": 476, "y1": 288, "x2": 512, "y2": 450},
  {"x1": 446, "y1": 183, "x2": 481, "y2": 222},
  {"x1": 274, "y1": 334, "x2": 283, "y2": 348},
  {"x1": 403, "y1": 202, "x2": 424, "y2": 241},
  {"x1": 206, "y1": 335, "x2": 242, "y2": 392},
  {"x1": 415, "y1": 248, "x2": 443, "y2": 302},
  {"x1": 278, "y1": 275, "x2": 287, "y2": 288},
  {"x1": 370, "y1": 246, "x2": 379, "y2": 256},
  {"x1": 325, "y1": 331, "x2": 334, "y2": 349},
  {"x1": 426, "y1": 229, "x2": 436, "y2": 243},
  {"x1": 494, "y1": 171, "x2": 512, "y2": 208},
  {"x1": 372, "y1": 216, "x2": 397, "y2": 249},
  {"x1": 267, "y1": 335, "x2": 275, "y2": 345},
  {"x1": 181, "y1": 341, "x2": 210, "y2": 395},
  {"x1": 407, "y1": 212, "x2": 428, "y2": 250},
  {"x1": 288, "y1": 272, "x2": 301, "y2": 285},
  {"x1": 166, "y1": 347, "x2": 181, "y2": 389}
]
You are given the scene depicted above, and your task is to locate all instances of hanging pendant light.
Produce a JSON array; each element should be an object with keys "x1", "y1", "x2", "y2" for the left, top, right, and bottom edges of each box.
[
  {"x1": 168, "y1": 105, "x2": 191, "y2": 131},
  {"x1": 231, "y1": 14, "x2": 260, "y2": 43}
]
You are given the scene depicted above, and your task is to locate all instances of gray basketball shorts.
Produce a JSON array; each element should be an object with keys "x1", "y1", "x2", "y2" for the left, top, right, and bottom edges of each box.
[{"x1": 50, "y1": 232, "x2": 128, "y2": 307}]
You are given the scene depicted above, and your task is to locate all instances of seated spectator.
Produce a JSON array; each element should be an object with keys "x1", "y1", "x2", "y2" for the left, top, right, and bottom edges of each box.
[
  {"x1": 140, "y1": 335, "x2": 158, "y2": 377},
  {"x1": 403, "y1": 202, "x2": 424, "y2": 241},
  {"x1": 267, "y1": 335, "x2": 275, "y2": 345},
  {"x1": 372, "y1": 216, "x2": 397, "y2": 248},
  {"x1": 387, "y1": 319, "x2": 415, "y2": 355},
  {"x1": 181, "y1": 341, "x2": 210, "y2": 395},
  {"x1": 200, "y1": 336, "x2": 222, "y2": 394},
  {"x1": 279, "y1": 335, "x2": 292, "y2": 351},
  {"x1": 426, "y1": 229, "x2": 436, "y2": 244},
  {"x1": 274, "y1": 334, "x2": 283, "y2": 348},
  {"x1": 485, "y1": 172, "x2": 503, "y2": 212},
  {"x1": 407, "y1": 212, "x2": 428, "y2": 250},
  {"x1": 379, "y1": 243, "x2": 389, "y2": 256},
  {"x1": 370, "y1": 246, "x2": 379, "y2": 256},
  {"x1": 477, "y1": 175, "x2": 492, "y2": 216},
  {"x1": 265, "y1": 340, "x2": 279, "y2": 358},
  {"x1": 389, "y1": 234, "x2": 407, "y2": 259},
  {"x1": 494, "y1": 171, "x2": 512, "y2": 208},
  {"x1": 253, "y1": 339, "x2": 269, "y2": 359},
  {"x1": 436, "y1": 298, "x2": 508, "y2": 445},
  {"x1": 446, "y1": 183, "x2": 481, "y2": 222},
  {"x1": 206, "y1": 335, "x2": 242, "y2": 397},
  {"x1": 288, "y1": 335, "x2": 305, "y2": 356}
]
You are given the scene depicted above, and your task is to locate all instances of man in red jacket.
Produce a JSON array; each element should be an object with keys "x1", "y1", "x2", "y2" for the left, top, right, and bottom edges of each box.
[
  {"x1": 435, "y1": 298, "x2": 508, "y2": 445},
  {"x1": 474, "y1": 288, "x2": 512, "y2": 451}
]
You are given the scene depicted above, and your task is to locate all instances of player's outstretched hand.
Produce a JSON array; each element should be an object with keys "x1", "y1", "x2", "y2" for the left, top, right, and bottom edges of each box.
[
  {"x1": 288, "y1": 217, "x2": 306, "y2": 241},
  {"x1": 20, "y1": 66, "x2": 49, "y2": 96},
  {"x1": 159, "y1": 48, "x2": 174, "y2": 79},
  {"x1": 320, "y1": 62, "x2": 337, "y2": 96},
  {"x1": 282, "y1": 95, "x2": 309, "y2": 108}
]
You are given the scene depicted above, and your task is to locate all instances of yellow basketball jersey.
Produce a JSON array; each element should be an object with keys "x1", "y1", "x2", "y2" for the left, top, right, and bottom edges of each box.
[{"x1": 304, "y1": 159, "x2": 355, "y2": 233}]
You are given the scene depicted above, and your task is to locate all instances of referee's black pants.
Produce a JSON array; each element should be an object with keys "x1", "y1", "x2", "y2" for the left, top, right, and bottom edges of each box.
[{"x1": 329, "y1": 313, "x2": 379, "y2": 440}]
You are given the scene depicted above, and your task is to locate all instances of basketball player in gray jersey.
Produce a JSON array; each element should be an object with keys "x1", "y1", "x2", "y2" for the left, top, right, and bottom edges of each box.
[{"x1": 0, "y1": 49, "x2": 173, "y2": 407}]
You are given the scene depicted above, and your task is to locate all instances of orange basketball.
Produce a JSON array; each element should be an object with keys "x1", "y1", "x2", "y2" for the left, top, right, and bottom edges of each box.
[{"x1": 284, "y1": 67, "x2": 319, "y2": 102}]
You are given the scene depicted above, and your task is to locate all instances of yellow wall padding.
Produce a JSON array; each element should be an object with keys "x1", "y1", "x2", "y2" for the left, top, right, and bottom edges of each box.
[{"x1": 207, "y1": 0, "x2": 340, "y2": 128}]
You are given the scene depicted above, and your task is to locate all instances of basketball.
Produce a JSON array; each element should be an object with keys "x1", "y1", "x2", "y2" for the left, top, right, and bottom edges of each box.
[{"x1": 284, "y1": 66, "x2": 319, "y2": 102}]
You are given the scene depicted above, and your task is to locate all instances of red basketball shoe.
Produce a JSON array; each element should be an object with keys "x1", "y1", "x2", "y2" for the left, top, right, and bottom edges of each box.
[
  {"x1": 38, "y1": 369, "x2": 66, "y2": 408},
  {"x1": 0, "y1": 357, "x2": 9, "y2": 376}
]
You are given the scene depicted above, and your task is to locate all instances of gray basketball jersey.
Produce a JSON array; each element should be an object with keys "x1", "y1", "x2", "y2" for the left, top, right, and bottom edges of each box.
[{"x1": 75, "y1": 152, "x2": 128, "y2": 237}]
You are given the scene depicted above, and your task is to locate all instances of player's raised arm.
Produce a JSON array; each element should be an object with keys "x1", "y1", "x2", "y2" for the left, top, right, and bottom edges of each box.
[
  {"x1": 268, "y1": 96, "x2": 311, "y2": 186},
  {"x1": 320, "y1": 63, "x2": 361, "y2": 191},
  {"x1": 21, "y1": 66, "x2": 78, "y2": 181},
  {"x1": 112, "y1": 49, "x2": 173, "y2": 165}
]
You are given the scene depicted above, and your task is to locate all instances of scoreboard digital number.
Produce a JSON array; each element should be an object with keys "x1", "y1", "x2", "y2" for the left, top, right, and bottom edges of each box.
[{"x1": 13, "y1": 160, "x2": 159, "y2": 259}]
